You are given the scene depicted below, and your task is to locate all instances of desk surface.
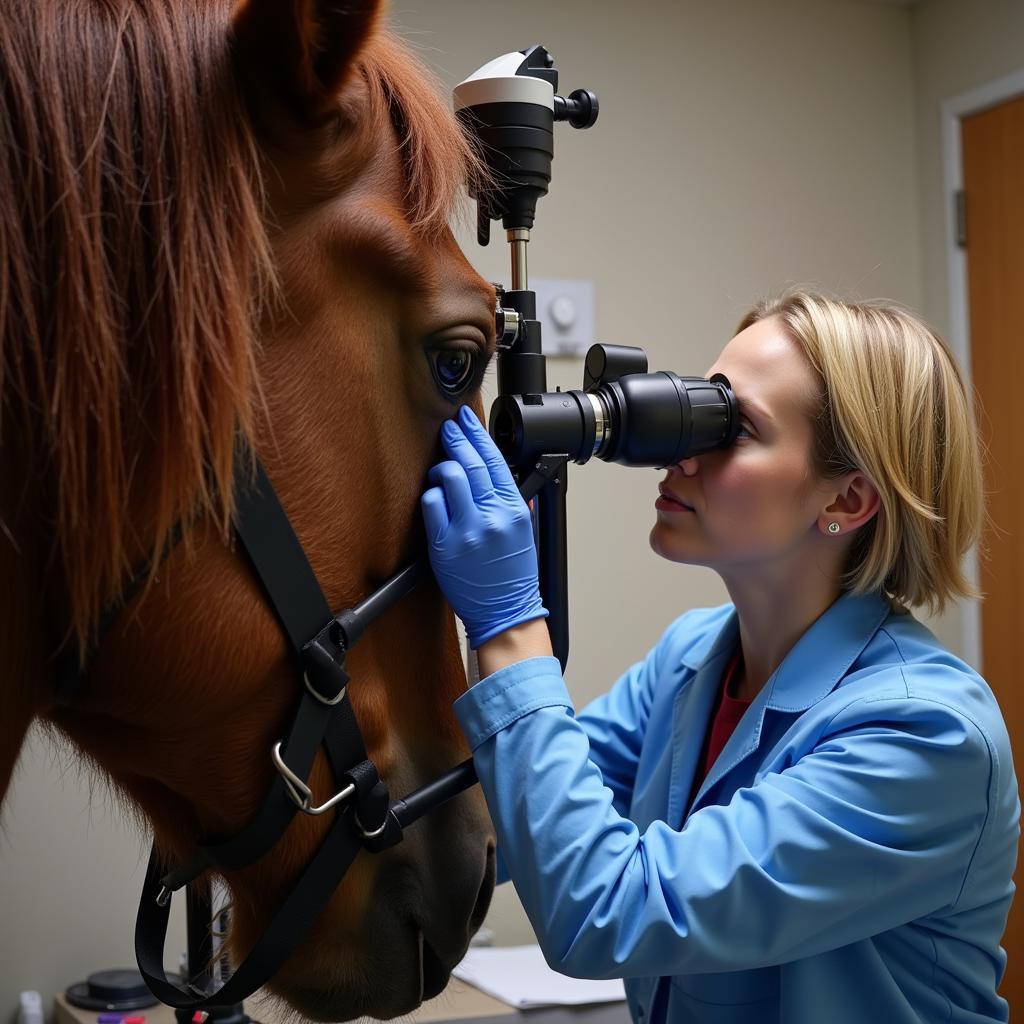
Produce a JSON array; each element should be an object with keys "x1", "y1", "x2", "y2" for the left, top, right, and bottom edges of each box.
[{"x1": 55, "y1": 983, "x2": 629, "y2": 1024}]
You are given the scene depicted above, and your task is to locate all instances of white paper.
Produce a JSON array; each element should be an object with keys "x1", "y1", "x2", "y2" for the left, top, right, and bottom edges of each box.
[{"x1": 452, "y1": 945, "x2": 627, "y2": 1009}]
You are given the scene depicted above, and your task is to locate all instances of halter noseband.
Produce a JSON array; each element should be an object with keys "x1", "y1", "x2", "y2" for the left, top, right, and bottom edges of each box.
[{"x1": 54, "y1": 448, "x2": 559, "y2": 1010}]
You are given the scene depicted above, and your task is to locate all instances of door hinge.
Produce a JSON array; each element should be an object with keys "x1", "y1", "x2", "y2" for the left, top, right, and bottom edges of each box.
[{"x1": 955, "y1": 189, "x2": 968, "y2": 248}]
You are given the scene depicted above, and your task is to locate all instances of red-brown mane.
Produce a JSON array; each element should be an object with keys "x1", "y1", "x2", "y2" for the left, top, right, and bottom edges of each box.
[{"x1": 0, "y1": 1, "x2": 273, "y2": 662}]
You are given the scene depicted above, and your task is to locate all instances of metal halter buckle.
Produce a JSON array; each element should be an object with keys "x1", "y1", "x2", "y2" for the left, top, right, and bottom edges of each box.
[{"x1": 271, "y1": 742, "x2": 354, "y2": 816}]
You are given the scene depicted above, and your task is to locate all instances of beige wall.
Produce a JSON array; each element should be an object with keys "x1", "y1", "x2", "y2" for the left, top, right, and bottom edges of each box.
[{"x1": 2, "y1": 0, "x2": 1017, "y2": 1016}]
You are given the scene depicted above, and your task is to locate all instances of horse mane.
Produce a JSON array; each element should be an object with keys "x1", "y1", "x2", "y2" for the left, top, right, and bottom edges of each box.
[
  {"x1": 0, "y1": 1, "x2": 273, "y2": 659},
  {"x1": 359, "y1": 33, "x2": 485, "y2": 239},
  {"x1": 0, "y1": 2, "x2": 480, "y2": 665}
]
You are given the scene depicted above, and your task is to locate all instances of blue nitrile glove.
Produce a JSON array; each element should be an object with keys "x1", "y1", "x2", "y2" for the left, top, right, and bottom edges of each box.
[{"x1": 421, "y1": 405, "x2": 548, "y2": 649}]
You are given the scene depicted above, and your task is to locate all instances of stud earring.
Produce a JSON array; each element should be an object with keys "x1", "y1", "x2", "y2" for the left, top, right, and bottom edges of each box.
[{"x1": 827, "y1": 522, "x2": 841, "y2": 534}]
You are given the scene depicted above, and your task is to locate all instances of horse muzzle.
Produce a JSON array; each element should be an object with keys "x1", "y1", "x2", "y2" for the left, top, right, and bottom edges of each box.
[{"x1": 268, "y1": 839, "x2": 496, "y2": 1021}]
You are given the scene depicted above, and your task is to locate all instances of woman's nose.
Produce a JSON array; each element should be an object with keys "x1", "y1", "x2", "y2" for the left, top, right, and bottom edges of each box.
[{"x1": 678, "y1": 456, "x2": 699, "y2": 476}]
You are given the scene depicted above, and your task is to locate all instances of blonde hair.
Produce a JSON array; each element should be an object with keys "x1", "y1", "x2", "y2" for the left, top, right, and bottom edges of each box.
[{"x1": 738, "y1": 291, "x2": 985, "y2": 615}]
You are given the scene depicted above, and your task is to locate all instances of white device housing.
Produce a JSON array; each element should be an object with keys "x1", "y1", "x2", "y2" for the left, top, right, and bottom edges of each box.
[{"x1": 453, "y1": 50, "x2": 555, "y2": 112}]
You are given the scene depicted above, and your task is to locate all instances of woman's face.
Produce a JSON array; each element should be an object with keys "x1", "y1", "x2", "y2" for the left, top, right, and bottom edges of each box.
[{"x1": 650, "y1": 315, "x2": 834, "y2": 577}]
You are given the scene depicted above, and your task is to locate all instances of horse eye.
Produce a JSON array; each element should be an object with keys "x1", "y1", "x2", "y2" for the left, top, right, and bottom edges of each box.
[{"x1": 429, "y1": 349, "x2": 477, "y2": 395}]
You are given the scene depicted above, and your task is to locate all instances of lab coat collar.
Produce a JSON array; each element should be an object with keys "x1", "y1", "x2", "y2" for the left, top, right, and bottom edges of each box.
[
  {"x1": 667, "y1": 615, "x2": 739, "y2": 826},
  {"x1": 682, "y1": 589, "x2": 893, "y2": 709},
  {"x1": 684, "y1": 589, "x2": 892, "y2": 813},
  {"x1": 679, "y1": 605, "x2": 738, "y2": 670},
  {"x1": 762, "y1": 589, "x2": 893, "y2": 712}
]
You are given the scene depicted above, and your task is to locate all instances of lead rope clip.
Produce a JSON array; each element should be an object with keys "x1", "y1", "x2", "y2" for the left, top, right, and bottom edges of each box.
[{"x1": 271, "y1": 741, "x2": 355, "y2": 815}]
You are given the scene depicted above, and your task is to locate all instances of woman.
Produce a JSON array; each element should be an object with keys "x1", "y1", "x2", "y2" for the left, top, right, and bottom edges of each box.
[{"x1": 421, "y1": 291, "x2": 1019, "y2": 1023}]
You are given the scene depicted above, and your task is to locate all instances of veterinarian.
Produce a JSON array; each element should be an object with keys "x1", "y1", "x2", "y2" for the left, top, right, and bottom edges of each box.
[{"x1": 421, "y1": 290, "x2": 1019, "y2": 1023}]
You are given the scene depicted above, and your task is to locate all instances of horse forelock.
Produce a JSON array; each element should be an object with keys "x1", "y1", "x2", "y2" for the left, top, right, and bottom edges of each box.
[
  {"x1": 0, "y1": 0, "x2": 275, "y2": 659},
  {"x1": 359, "y1": 34, "x2": 488, "y2": 240}
]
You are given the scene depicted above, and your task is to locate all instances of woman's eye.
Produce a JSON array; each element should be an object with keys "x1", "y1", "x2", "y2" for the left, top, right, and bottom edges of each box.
[{"x1": 429, "y1": 348, "x2": 477, "y2": 396}]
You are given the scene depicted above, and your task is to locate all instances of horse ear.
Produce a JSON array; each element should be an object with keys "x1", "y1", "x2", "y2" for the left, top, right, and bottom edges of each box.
[{"x1": 233, "y1": 0, "x2": 385, "y2": 120}]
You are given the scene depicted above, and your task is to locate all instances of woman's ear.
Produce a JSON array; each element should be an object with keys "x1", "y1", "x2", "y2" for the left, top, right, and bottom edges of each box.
[
  {"x1": 233, "y1": 0, "x2": 384, "y2": 122},
  {"x1": 819, "y1": 471, "x2": 881, "y2": 537}
]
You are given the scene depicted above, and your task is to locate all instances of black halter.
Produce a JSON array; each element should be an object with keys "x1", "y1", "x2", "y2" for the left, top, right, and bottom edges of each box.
[{"x1": 54, "y1": 447, "x2": 561, "y2": 1010}]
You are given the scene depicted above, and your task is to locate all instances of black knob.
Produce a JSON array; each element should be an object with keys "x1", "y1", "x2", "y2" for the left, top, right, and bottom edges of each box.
[{"x1": 554, "y1": 88, "x2": 599, "y2": 129}]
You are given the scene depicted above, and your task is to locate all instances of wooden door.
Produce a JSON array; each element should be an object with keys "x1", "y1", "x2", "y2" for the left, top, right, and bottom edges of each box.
[{"x1": 962, "y1": 92, "x2": 1024, "y2": 1008}]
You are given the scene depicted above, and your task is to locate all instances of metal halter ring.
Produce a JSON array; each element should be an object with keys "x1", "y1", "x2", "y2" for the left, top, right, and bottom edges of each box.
[
  {"x1": 304, "y1": 670, "x2": 347, "y2": 706},
  {"x1": 271, "y1": 742, "x2": 355, "y2": 816},
  {"x1": 354, "y1": 807, "x2": 393, "y2": 840}
]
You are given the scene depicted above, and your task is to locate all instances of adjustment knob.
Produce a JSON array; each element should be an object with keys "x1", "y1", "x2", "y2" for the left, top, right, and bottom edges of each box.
[
  {"x1": 493, "y1": 285, "x2": 521, "y2": 349},
  {"x1": 553, "y1": 88, "x2": 599, "y2": 129}
]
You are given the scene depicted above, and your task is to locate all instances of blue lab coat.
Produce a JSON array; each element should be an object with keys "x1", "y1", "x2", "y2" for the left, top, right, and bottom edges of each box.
[{"x1": 454, "y1": 591, "x2": 1019, "y2": 1023}]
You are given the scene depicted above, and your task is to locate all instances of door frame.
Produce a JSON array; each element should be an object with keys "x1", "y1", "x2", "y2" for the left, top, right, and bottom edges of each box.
[{"x1": 940, "y1": 68, "x2": 1024, "y2": 670}]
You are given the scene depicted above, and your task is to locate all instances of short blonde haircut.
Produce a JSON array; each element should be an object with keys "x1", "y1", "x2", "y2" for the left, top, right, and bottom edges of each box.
[{"x1": 738, "y1": 291, "x2": 985, "y2": 615}]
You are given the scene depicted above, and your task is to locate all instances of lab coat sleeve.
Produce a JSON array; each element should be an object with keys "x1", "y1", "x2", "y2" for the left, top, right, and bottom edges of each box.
[{"x1": 454, "y1": 659, "x2": 998, "y2": 979}]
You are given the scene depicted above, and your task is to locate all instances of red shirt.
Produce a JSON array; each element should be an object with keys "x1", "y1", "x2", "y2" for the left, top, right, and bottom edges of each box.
[{"x1": 699, "y1": 647, "x2": 752, "y2": 780}]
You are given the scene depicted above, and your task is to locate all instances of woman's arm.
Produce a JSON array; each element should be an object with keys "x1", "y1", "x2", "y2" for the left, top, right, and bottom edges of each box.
[
  {"x1": 478, "y1": 618, "x2": 553, "y2": 674},
  {"x1": 455, "y1": 659, "x2": 998, "y2": 979}
]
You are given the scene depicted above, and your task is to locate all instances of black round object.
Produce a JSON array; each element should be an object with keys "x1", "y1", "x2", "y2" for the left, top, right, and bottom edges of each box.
[{"x1": 65, "y1": 969, "x2": 160, "y2": 1011}]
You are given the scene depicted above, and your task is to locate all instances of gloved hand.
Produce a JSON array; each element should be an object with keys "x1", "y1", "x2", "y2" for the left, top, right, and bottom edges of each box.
[{"x1": 421, "y1": 405, "x2": 548, "y2": 649}]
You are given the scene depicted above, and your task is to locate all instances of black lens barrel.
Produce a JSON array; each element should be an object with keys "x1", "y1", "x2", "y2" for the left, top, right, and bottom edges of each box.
[
  {"x1": 458, "y1": 102, "x2": 554, "y2": 231},
  {"x1": 489, "y1": 372, "x2": 738, "y2": 469},
  {"x1": 490, "y1": 389, "x2": 596, "y2": 467}
]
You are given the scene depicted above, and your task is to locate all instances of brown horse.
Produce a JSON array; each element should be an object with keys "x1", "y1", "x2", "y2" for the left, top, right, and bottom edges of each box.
[{"x1": 0, "y1": 0, "x2": 497, "y2": 1018}]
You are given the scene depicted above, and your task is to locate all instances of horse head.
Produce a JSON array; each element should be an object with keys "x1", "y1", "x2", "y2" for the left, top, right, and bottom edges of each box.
[{"x1": 0, "y1": 1, "x2": 497, "y2": 1018}]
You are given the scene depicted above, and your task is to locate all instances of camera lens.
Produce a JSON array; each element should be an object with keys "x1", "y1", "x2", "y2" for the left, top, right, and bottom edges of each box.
[
  {"x1": 489, "y1": 391, "x2": 596, "y2": 467},
  {"x1": 489, "y1": 372, "x2": 738, "y2": 470},
  {"x1": 491, "y1": 407, "x2": 518, "y2": 454}
]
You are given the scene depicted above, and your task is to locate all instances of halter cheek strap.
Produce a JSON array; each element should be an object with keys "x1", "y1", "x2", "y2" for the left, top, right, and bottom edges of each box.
[{"x1": 135, "y1": 454, "x2": 406, "y2": 1008}]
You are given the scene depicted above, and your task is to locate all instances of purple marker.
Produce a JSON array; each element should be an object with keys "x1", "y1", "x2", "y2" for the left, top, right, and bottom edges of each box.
[{"x1": 97, "y1": 1015, "x2": 123, "y2": 1023}]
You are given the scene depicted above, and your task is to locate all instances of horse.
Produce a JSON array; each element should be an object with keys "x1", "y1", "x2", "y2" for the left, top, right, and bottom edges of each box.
[{"x1": 0, "y1": 1, "x2": 498, "y2": 1018}]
